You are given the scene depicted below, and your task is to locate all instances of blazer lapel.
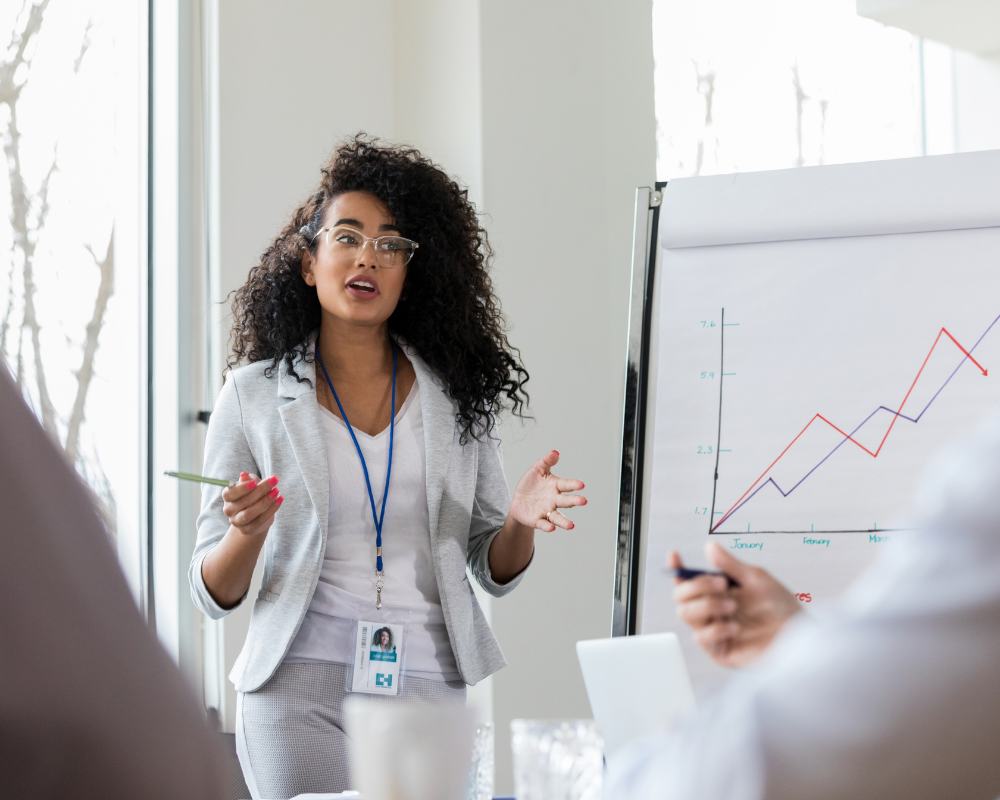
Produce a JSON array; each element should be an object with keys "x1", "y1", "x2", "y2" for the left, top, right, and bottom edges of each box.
[
  {"x1": 278, "y1": 338, "x2": 330, "y2": 545},
  {"x1": 406, "y1": 346, "x2": 455, "y2": 541}
]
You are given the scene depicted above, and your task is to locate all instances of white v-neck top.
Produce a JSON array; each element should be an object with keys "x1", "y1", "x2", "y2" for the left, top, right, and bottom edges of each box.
[{"x1": 284, "y1": 377, "x2": 460, "y2": 681}]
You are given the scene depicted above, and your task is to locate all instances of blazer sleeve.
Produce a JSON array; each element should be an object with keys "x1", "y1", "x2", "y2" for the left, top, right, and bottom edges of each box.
[
  {"x1": 187, "y1": 374, "x2": 261, "y2": 619},
  {"x1": 466, "y1": 430, "x2": 533, "y2": 597}
]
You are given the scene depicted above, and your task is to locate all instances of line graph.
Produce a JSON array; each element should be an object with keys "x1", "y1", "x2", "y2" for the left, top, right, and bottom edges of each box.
[{"x1": 709, "y1": 308, "x2": 999, "y2": 535}]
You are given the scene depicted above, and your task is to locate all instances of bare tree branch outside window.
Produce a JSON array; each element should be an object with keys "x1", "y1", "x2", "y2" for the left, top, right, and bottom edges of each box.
[
  {"x1": 1, "y1": 0, "x2": 119, "y2": 540},
  {"x1": 653, "y1": 1, "x2": 923, "y2": 181}
]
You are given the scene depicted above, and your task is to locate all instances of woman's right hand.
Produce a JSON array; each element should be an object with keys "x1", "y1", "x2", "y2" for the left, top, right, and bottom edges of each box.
[
  {"x1": 202, "y1": 472, "x2": 284, "y2": 610},
  {"x1": 222, "y1": 472, "x2": 283, "y2": 537}
]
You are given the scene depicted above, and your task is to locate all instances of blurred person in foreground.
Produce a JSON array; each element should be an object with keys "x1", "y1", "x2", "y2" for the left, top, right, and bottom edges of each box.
[
  {"x1": 606, "y1": 413, "x2": 1000, "y2": 800},
  {"x1": 0, "y1": 367, "x2": 226, "y2": 799}
]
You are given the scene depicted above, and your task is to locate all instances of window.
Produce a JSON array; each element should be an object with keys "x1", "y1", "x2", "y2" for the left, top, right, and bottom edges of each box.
[
  {"x1": 653, "y1": 0, "x2": 938, "y2": 181},
  {"x1": 0, "y1": 1, "x2": 147, "y2": 602}
]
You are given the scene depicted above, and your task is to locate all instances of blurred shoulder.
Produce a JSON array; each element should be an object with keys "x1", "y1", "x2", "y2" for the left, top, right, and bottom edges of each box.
[{"x1": 913, "y1": 409, "x2": 1000, "y2": 530}]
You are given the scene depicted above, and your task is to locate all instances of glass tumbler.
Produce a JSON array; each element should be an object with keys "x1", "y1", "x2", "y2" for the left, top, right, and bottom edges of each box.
[
  {"x1": 510, "y1": 719, "x2": 603, "y2": 800},
  {"x1": 465, "y1": 722, "x2": 494, "y2": 800}
]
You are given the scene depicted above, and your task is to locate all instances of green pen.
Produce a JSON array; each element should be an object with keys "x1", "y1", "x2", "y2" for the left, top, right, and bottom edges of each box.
[{"x1": 164, "y1": 470, "x2": 234, "y2": 487}]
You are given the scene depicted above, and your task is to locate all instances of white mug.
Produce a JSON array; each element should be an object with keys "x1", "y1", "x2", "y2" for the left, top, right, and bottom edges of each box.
[{"x1": 346, "y1": 698, "x2": 475, "y2": 800}]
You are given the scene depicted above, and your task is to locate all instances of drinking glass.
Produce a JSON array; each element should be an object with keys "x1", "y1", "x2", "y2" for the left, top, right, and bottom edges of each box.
[
  {"x1": 510, "y1": 719, "x2": 603, "y2": 800},
  {"x1": 346, "y1": 699, "x2": 475, "y2": 800},
  {"x1": 465, "y1": 722, "x2": 494, "y2": 800}
]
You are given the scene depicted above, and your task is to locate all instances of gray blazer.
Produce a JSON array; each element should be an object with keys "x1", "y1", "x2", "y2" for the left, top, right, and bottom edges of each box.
[{"x1": 187, "y1": 337, "x2": 526, "y2": 693}]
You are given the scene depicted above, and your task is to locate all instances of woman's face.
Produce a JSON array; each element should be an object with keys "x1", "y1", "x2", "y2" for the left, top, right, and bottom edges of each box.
[
  {"x1": 379, "y1": 630, "x2": 389, "y2": 646},
  {"x1": 301, "y1": 191, "x2": 409, "y2": 329}
]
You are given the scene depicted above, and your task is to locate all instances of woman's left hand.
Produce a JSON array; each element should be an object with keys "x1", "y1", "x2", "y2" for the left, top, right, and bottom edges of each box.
[{"x1": 509, "y1": 450, "x2": 587, "y2": 532}]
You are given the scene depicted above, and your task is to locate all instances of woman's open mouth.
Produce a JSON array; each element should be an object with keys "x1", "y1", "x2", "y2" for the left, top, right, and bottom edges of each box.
[{"x1": 345, "y1": 275, "x2": 380, "y2": 300}]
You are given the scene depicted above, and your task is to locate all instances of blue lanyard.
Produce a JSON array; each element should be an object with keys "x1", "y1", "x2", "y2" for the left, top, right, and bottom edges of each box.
[{"x1": 316, "y1": 346, "x2": 396, "y2": 607}]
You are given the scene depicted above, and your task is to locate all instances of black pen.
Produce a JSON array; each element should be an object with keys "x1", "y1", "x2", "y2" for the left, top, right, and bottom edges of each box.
[{"x1": 665, "y1": 567, "x2": 740, "y2": 588}]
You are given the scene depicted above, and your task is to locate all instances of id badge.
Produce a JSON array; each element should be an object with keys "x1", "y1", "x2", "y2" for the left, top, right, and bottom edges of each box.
[{"x1": 349, "y1": 617, "x2": 408, "y2": 696}]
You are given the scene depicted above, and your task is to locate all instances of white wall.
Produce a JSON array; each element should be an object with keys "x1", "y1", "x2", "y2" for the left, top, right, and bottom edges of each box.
[
  {"x1": 478, "y1": 2, "x2": 655, "y2": 788},
  {"x1": 214, "y1": 5, "x2": 657, "y2": 791},
  {"x1": 392, "y1": 0, "x2": 484, "y2": 205}
]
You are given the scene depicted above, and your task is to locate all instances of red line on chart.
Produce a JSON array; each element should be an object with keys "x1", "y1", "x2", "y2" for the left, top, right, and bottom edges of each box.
[{"x1": 711, "y1": 325, "x2": 989, "y2": 533}]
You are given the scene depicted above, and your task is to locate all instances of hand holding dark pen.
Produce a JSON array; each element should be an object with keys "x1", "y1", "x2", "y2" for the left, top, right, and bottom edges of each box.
[{"x1": 669, "y1": 542, "x2": 800, "y2": 668}]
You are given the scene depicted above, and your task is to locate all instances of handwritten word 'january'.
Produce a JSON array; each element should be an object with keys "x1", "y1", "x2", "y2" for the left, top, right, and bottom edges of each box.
[{"x1": 729, "y1": 539, "x2": 763, "y2": 551}]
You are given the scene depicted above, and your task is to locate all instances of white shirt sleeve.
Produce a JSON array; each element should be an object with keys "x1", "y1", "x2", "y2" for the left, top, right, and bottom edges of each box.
[{"x1": 607, "y1": 413, "x2": 1000, "y2": 800}]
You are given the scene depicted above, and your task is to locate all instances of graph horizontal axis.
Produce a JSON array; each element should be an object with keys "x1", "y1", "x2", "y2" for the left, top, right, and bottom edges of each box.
[{"x1": 709, "y1": 528, "x2": 909, "y2": 535}]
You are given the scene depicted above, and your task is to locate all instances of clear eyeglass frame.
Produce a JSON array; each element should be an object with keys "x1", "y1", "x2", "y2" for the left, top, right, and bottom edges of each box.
[{"x1": 311, "y1": 224, "x2": 420, "y2": 268}]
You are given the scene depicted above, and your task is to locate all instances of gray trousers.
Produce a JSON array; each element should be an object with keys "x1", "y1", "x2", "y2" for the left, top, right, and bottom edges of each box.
[{"x1": 236, "y1": 662, "x2": 467, "y2": 800}]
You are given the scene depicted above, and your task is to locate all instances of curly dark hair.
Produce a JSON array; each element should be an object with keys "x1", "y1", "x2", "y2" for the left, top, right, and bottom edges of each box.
[{"x1": 227, "y1": 133, "x2": 529, "y2": 441}]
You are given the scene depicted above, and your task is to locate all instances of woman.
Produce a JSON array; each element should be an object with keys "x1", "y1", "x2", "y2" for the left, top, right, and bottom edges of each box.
[
  {"x1": 188, "y1": 135, "x2": 586, "y2": 798},
  {"x1": 373, "y1": 627, "x2": 394, "y2": 653}
]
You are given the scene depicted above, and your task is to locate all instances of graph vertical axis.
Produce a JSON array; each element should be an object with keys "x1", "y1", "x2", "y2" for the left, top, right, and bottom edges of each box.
[{"x1": 708, "y1": 308, "x2": 725, "y2": 533}]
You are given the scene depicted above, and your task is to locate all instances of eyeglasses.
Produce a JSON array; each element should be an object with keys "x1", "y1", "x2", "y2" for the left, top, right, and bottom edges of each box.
[{"x1": 311, "y1": 225, "x2": 419, "y2": 268}]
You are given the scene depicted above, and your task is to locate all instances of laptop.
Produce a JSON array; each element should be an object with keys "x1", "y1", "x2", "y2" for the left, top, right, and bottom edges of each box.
[{"x1": 576, "y1": 632, "x2": 695, "y2": 759}]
